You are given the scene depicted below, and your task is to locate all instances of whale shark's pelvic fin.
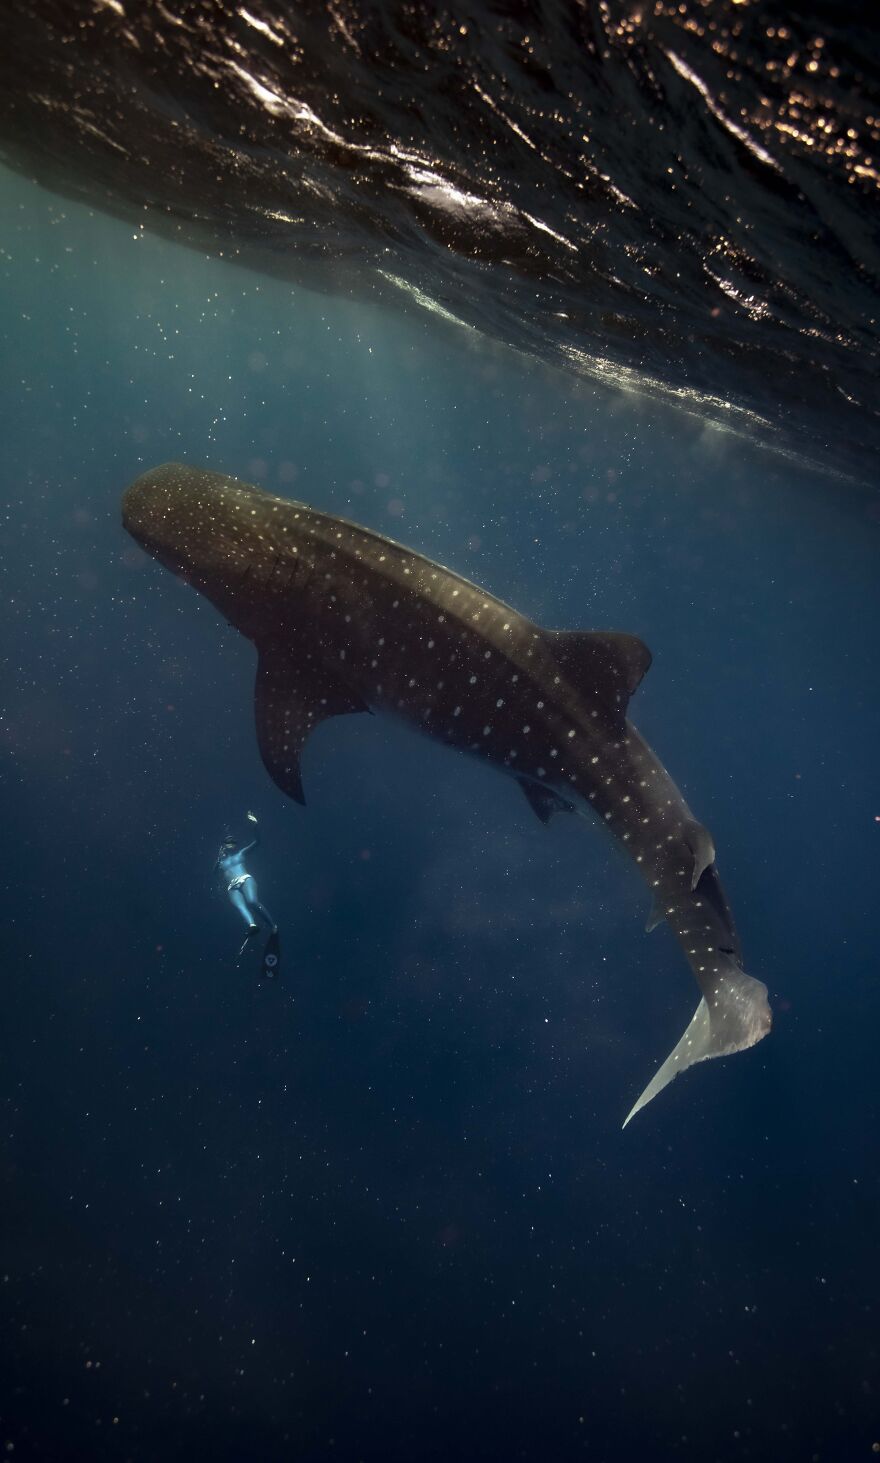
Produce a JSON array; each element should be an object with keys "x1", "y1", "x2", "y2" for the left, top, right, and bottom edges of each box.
[
  {"x1": 622, "y1": 965, "x2": 771, "y2": 1127},
  {"x1": 645, "y1": 895, "x2": 665, "y2": 933},
  {"x1": 518, "y1": 778, "x2": 576, "y2": 824},
  {"x1": 254, "y1": 641, "x2": 369, "y2": 803}
]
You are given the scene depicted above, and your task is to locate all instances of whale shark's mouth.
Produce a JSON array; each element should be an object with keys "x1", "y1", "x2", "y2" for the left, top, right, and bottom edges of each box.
[
  {"x1": 122, "y1": 463, "x2": 254, "y2": 582},
  {"x1": 121, "y1": 469, "x2": 186, "y2": 564}
]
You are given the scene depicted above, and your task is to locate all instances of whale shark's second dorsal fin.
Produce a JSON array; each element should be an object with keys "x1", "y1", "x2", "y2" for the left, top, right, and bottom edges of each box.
[
  {"x1": 550, "y1": 630, "x2": 651, "y2": 722},
  {"x1": 254, "y1": 641, "x2": 369, "y2": 804}
]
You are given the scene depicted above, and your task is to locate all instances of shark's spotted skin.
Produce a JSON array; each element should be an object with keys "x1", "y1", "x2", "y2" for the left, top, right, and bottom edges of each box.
[{"x1": 123, "y1": 462, "x2": 771, "y2": 1124}]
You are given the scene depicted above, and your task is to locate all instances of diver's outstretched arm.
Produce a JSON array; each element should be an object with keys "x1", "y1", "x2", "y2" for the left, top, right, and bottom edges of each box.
[{"x1": 239, "y1": 810, "x2": 260, "y2": 854}]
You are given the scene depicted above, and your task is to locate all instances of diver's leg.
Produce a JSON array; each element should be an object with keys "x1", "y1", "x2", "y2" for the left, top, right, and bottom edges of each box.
[
  {"x1": 229, "y1": 888, "x2": 258, "y2": 931},
  {"x1": 245, "y1": 878, "x2": 277, "y2": 933},
  {"x1": 253, "y1": 900, "x2": 278, "y2": 933}
]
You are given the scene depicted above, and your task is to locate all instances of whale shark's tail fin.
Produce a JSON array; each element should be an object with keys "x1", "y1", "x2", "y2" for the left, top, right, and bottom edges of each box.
[{"x1": 622, "y1": 965, "x2": 771, "y2": 1128}]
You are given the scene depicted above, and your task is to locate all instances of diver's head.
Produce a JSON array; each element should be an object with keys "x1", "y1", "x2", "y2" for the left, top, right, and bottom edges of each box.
[{"x1": 219, "y1": 835, "x2": 237, "y2": 857}]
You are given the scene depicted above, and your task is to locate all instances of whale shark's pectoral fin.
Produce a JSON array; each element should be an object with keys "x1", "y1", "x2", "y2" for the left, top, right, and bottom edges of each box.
[
  {"x1": 622, "y1": 964, "x2": 771, "y2": 1128},
  {"x1": 254, "y1": 641, "x2": 369, "y2": 804},
  {"x1": 518, "y1": 778, "x2": 576, "y2": 824}
]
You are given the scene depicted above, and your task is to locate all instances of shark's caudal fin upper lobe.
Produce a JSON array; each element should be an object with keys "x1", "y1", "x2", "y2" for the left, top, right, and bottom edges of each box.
[{"x1": 623, "y1": 964, "x2": 771, "y2": 1127}]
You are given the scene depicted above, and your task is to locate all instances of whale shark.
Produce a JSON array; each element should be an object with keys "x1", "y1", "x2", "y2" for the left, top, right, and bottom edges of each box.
[{"x1": 122, "y1": 462, "x2": 771, "y2": 1124}]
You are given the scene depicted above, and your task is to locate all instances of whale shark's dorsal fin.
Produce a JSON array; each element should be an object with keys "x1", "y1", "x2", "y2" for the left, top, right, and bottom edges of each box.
[
  {"x1": 254, "y1": 642, "x2": 369, "y2": 804},
  {"x1": 550, "y1": 631, "x2": 651, "y2": 720}
]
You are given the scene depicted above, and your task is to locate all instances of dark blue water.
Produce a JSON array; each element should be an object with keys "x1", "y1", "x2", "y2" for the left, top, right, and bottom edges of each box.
[{"x1": 1, "y1": 171, "x2": 879, "y2": 1461}]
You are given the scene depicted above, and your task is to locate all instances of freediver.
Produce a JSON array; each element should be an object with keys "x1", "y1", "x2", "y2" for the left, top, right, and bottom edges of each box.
[{"x1": 216, "y1": 812, "x2": 281, "y2": 977}]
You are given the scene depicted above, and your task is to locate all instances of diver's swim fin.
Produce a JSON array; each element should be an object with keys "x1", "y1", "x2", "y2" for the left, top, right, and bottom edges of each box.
[
  {"x1": 262, "y1": 929, "x2": 281, "y2": 980},
  {"x1": 237, "y1": 925, "x2": 260, "y2": 959}
]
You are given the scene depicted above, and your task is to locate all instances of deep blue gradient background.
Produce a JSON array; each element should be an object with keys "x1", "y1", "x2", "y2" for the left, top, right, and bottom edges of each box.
[{"x1": 1, "y1": 171, "x2": 878, "y2": 1462}]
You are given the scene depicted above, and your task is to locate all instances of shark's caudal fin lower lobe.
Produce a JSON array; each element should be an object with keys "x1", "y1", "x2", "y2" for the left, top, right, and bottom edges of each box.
[{"x1": 622, "y1": 965, "x2": 771, "y2": 1128}]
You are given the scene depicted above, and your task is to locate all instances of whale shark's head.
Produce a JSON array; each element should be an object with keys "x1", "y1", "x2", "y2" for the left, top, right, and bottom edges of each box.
[
  {"x1": 123, "y1": 462, "x2": 295, "y2": 635},
  {"x1": 123, "y1": 462, "x2": 257, "y2": 580}
]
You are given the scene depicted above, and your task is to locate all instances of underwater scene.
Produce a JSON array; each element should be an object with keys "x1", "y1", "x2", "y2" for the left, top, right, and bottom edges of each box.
[{"x1": 0, "y1": 3, "x2": 878, "y2": 1460}]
